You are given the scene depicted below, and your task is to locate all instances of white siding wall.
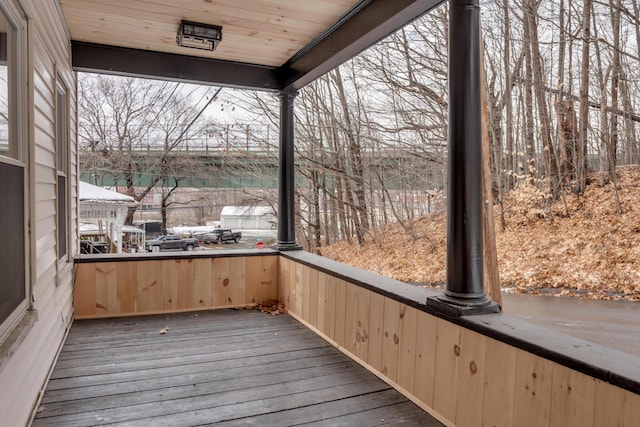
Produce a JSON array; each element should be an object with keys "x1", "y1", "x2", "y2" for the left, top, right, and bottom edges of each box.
[{"x1": 0, "y1": 1, "x2": 76, "y2": 425}]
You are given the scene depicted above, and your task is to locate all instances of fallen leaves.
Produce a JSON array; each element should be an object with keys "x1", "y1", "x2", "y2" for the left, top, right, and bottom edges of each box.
[
  {"x1": 256, "y1": 300, "x2": 286, "y2": 315},
  {"x1": 321, "y1": 166, "x2": 640, "y2": 301}
]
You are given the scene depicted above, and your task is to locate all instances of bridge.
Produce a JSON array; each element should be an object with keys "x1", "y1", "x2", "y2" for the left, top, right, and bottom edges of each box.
[{"x1": 80, "y1": 148, "x2": 446, "y2": 191}]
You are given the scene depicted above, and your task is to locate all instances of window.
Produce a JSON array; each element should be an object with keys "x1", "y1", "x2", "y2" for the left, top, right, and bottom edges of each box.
[
  {"x1": 0, "y1": 3, "x2": 28, "y2": 338},
  {"x1": 57, "y1": 82, "x2": 68, "y2": 261},
  {"x1": 0, "y1": 19, "x2": 9, "y2": 156}
]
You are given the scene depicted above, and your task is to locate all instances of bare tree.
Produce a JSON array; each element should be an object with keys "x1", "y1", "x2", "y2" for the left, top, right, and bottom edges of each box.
[{"x1": 78, "y1": 74, "x2": 219, "y2": 224}]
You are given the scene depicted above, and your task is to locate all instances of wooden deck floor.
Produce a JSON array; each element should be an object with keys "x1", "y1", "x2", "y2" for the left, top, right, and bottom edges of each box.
[{"x1": 33, "y1": 309, "x2": 442, "y2": 426}]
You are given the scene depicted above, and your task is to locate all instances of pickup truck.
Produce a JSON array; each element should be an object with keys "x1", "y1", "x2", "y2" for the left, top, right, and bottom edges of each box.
[
  {"x1": 145, "y1": 235, "x2": 199, "y2": 252},
  {"x1": 202, "y1": 229, "x2": 242, "y2": 244}
]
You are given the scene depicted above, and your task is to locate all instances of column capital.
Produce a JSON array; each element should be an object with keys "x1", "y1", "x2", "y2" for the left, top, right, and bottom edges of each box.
[
  {"x1": 278, "y1": 89, "x2": 299, "y2": 100},
  {"x1": 449, "y1": 0, "x2": 480, "y2": 6}
]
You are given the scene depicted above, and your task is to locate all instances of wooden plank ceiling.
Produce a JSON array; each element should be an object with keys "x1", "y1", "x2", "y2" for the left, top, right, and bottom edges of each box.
[
  {"x1": 59, "y1": 0, "x2": 361, "y2": 68},
  {"x1": 58, "y1": 0, "x2": 444, "y2": 90}
]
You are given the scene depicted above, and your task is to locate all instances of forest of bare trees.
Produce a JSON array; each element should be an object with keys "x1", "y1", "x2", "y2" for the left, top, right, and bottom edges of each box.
[
  {"x1": 78, "y1": 1, "x2": 640, "y2": 253},
  {"x1": 78, "y1": 74, "x2": 223, "y2": 230},
  {"x1": 228, "y1": 0, "x2": 640, "y2": 251}
]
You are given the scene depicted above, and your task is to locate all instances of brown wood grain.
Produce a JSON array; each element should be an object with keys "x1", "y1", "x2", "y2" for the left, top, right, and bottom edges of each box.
[
  {"x1": 482, "y1": 338, "x2": 517, "y2": 427},
  {"x1": 455, "y1": 328, "x2": 486, "y2": 427},
  {"x1": 432, "y1": 318, "x2": 460, "y2": 422},
  {"x1": 246, "y1": 255, "x2": 277, "y2": 304},
  {"x1": 278, "y1": 257, "x2": 291, "y2": 308},
  {"x1": 592, "y1": 379, "x2": 624, "y2": 427},
  {"x1": 300, "y1": 265, "x2": 311, "y2": 323},
  {"x1": 175, "y1": 259, "x2": 195, "y2": 310},
  {"x1": 192, "y1": 258, "x2": 212, "y2": 308},
  {"x1": 344, "y1": 283, "x2": 358, "y2": 355},
  {"x1": 316, "y1": 273, "x2": 327, "y2": 334},
  {"x1": 396, "y1": 305, "x2": 418, "y2": 395},
  {"x1": 212, "y1": 257, "x2": 230, "y2": 307},
  {"x1": 323, "y1": 274, "x2": 337, "y2": 341},
  {"x1": 513, "y1": 350, "x2": 553, "y2": 427},
  {"x1": 381, "y1": 298, "x2": 401, "y2": 383},
  {"x1": 367, "y1": 292, "x2": 386, "y2": 373},
  {"x1": 413, "y1": 311, "x2": 437, "y2": 408},
  {"x1": 353, "y1": 286, "x2": 371, "y2": 362},
  {"x1": 73, "y1": 257, "x2": 639, "y2": 427},
  {"x1": 550, "y1": 363, "x2": 596, "y2": 427},
  {"x1": 116, "y1": 261, "x2": 136, "y2": 314},
  {"x1": 59, "y1": 0, "x2": 361, "y2": 66},
  {"x1": 75, "y1": 256, "x2": 278, "y2": 318},
  {"x1": 307, "y1": 267, "x2": 319, "y2": 328},
  {"x1": 333, "y1": 279, "x2": 347, "y2": 348},
  {"x1": 227, "y1": 257, "x2": 246, "y2": 306},
  {"x1": 74, "y1": 263, "x2": 97, "y2": 316}
]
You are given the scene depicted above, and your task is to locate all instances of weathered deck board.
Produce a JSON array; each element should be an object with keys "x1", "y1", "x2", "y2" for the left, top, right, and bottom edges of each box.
[{"x1": 33, "y1": 310, "x2": 442, "y2": 426}]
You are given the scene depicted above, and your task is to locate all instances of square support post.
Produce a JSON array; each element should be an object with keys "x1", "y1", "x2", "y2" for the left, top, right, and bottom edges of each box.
[
  {"x1": 427, "y1": 0, "x2": 499, "y2": 316},
  {"x1": 274, "y1": 90, "x2": 302, "y2": 251}
]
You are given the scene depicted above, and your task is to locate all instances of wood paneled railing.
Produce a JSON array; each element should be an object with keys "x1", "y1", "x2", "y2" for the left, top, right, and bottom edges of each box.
[
  {"x1": 279, "y1": 252, "x2": 640, "y2": 427},
  {"x1": 74, "y1": 252, "x2": 278, "y2": 318},
  {"x1": 73, "y1": 250, "x2": 640, "y2": 426}
]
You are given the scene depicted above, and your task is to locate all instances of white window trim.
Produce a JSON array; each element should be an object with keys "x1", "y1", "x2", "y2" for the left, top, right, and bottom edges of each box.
[
  {"x1": 56, "y1": 78, "x2": 70, "y2": 264},
  {"x1": 0, "y1": 0, "x2": 30, "y2": 344},
  {"x1": 0, "y1": 1, "x2": 26, "y2": 164}
]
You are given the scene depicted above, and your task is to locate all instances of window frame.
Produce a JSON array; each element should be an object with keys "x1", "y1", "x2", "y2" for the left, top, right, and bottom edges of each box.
[
  {"x1": 0, "y1": 0, "x2": 30, "y2": 343},
  {"x1": 56, "y1": 78, "x2": 69, "y2": 263}
]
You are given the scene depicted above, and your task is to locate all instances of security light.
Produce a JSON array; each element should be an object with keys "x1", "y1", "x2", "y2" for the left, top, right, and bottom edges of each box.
[{"x1": 176, "y1": 20, "x2": 222, "y2": 51}]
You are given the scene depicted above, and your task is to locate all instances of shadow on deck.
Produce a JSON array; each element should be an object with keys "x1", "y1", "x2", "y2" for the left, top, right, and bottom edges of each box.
[{"x1": 33, "y1": 309, "x2": 442, "y2": 426}]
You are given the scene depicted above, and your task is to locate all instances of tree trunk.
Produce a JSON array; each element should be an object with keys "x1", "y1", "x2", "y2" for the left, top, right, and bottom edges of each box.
[
  {"x1": 592, "y1": 26, "x2": 611, "y2": 187},
  {"x1": 527, "y1": 0, "x2": 560, "y2": 196},
  {"x1": 620, "y1": 74, "x2": 639, "y2": 164},
  {"x1": 332, "y1": 68, "x2": 369, "y2": 244},
  {"x1": 480, "y1": 32, "x2": 502, "y2": 306},
  {"x1": 522, "y1": 11, "x2": 537, "y2": 183},
  {"x1": 577, "y1": 0, "x2": 593, "y2": 194},
  {"x1": 555, "y1": 0, "x2": 570, "y2": 184},
  {"x1": 502, "y1": 0, "x2": 515, "y2": 190},
  {"x1": 609, "y1": 0, "x2": 621, "y2": 174}
]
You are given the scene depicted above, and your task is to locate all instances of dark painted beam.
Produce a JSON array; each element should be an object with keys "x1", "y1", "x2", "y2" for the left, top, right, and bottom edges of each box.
[
  {"x1": 427, "y1": 0, "x2": 499, "y2": 316},
  {"x1": 274, "y1": 91, "x2": 302, "y2": 251},
  {"x1": 71, "y1": 42, "x2": 281, "y2": 91},
  {"x1": 279, "y1": 0, "x2": 445, "y2": 91},
  {"x1": 70, "y1": 2, "x2": 444, "y2": 92}
]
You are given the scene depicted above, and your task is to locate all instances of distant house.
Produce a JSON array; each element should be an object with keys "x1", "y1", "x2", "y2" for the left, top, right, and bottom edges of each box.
[
  {"x1": 79, "y1": 181, "x2": 138, "y2": 253},
  {"x1": 220, "y1": 206, "x2": 276, "y2": 230}
]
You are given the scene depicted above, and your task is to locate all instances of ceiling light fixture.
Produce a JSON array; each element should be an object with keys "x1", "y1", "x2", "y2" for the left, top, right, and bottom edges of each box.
[{"x1": 176, "y1": 20, "x2": 223, "y2": 51}]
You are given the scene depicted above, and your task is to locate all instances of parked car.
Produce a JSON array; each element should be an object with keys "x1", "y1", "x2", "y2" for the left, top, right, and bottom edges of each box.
[
  {"x1": 145, "y1": 235, "x2": 199, "y2": 252},
  {"x1": 202, "y1": 229, "x2": 242, "y2": 244}
]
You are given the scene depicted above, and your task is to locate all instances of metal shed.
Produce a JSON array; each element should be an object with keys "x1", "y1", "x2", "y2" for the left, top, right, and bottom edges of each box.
[{"x1": 220, "y1": 205, "x2": 276, "y2": 230}]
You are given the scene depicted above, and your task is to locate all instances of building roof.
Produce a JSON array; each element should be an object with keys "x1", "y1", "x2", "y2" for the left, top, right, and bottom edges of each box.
[
  {"x1": 79, "y1": 181, "x2": 137, "y2": 204},
  {"x1": 221, "y1": 206, "x2": 274, "y2": 217},
  {"x1": 79, "y1": 223, "x2": 143, "y2": 235}
]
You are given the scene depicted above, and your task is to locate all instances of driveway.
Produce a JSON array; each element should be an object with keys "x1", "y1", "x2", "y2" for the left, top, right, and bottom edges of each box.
[
  {"x1": 502, "y1": 293, "x2": 640, "y2": 356},
  {"x1": 198, "y1": 229, "x2": 277, "y2": 251}
]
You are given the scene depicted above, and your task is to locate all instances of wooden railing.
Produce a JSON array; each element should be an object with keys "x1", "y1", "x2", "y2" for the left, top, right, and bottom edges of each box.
[
  {"x1": 73, "y1": 250, "x2": 640, "y2": 426},
  {"x1": 279, "y1": 252, "x2": 640, "y2": 427},
  {"x1": 74, "y1": 251, "x2": 278, "y2": 318}
]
